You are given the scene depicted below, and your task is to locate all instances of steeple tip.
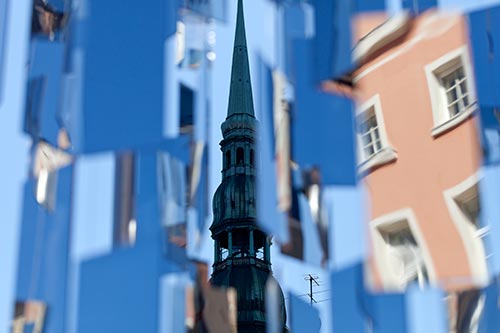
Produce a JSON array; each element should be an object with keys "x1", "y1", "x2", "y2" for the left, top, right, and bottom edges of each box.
[
  {"x1": 225, "y1": 0, "x2": 255, "y2": 121},
  {"x1": 234, "y1": 0, "x2": 247, "y2": 48}
]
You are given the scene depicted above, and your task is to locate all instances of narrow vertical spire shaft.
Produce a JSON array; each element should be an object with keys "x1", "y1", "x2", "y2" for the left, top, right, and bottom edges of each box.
[{"x1": 226, "y1": 0, "x2": 255, "y2": 119}]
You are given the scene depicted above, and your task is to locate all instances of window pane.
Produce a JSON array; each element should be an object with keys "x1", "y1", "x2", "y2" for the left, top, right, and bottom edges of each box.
[
  {"x1": 463, "y1": 95, "x2": 469, "y2": 108},
  {"x1": 236, "y1": 148, "x2": 244, "y2": 164},
  {"x1": 386, "y1": 228, "x2": 417, "y2": 246},
  {"x1": 447, "y1": 89, "x2": 458, "y2": 105},
  {"x1": 361, "y1": 133, "x2": 372, "y2": 146},
  {"x1": 358, "y1": 107, "x2": 383, "y2": 159},
  {"x1": 363, "y1": 144, "x2": 374, "y2": 157},
  {"x1": 372, "y1": 127, "x2": 381, "y2": 141},
  {"x1": 442, "y1": 66, "x2": 470, "y2": 119},
  {"x1": 449, "y1": 104, "x2": 460, "y2": 117}
]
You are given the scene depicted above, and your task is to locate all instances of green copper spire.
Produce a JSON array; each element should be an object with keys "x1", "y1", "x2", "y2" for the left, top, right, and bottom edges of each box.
[
  {"x1": 209, "y1": 2, "x2": 288, "y2": 331},
  {"x1": 226, "y1": 0, "x2": 255, "y2": 119}
]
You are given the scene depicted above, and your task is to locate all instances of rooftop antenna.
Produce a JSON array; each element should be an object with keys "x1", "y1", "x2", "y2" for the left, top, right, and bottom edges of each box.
[{"x1": 304, "y1": 274, "x2": 320, "y2": 305}]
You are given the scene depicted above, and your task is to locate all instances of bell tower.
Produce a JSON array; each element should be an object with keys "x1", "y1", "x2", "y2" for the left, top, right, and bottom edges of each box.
[{"x1": 209, "y1": 1, "x2": 287, "y2": 332}]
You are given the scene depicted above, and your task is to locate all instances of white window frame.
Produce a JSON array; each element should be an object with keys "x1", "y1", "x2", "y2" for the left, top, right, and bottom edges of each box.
[
  {"x1": 425, "y1": 46, "x2": 477, "y2": 137},
  {"x1": 356, "y1": 94, "x2": 397, "y2": 174},
  {"x1": 370, "y1": 208, "x2": 437, "y2": 291},
  {"x1": 443, "y1": 173, "x2": 489, "y2": 287}
]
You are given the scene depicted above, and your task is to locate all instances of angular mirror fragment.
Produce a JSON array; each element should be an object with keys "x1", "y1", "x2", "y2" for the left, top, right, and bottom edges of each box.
[
  {"x1": 12, "y1": 300, "x2": 47, "y2": 333},
  {"x1": 202, "y1": 287, "x2": 237, "y2": 333},
  {"x1": 32, "y1": 141, "x2": 72, "y2": 210}
]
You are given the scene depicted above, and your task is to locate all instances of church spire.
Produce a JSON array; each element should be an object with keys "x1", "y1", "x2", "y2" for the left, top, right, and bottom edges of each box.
[
  {"x1": 209, "y1": 2, "x2": 288, "y2": 331},
  {"x1": 226, "y1": 0, "x2": 255, "y2": 119}
]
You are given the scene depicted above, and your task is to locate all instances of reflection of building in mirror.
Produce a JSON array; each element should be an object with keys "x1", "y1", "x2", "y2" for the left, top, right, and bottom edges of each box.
[
  {"x1": 32, "y1": 141, "x2": 72, "y2": 211},
  {"x1": 12, "y1": 300, "x2": 47, "y2": 333},
  {"x1": 352, "y1": 11, "x2": 486, "y2": 295},
  {"x1": 176, "y1": 15, "x2": 214, "y2": 69},
  {"x1": 447, "y1": 288, "x2": 485, "y2": 333}
]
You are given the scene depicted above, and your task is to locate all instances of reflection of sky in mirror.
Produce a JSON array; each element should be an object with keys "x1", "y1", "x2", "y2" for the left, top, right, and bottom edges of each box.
[
  {"x1": 387, "y1": 0, "x2": 500, "y2": 12},
  {"x1": 0, "y1": 0, "x2": 31, "y2": 331},
  {"x1": 3, "y1": 0, "x2": 500, "y2": 332},
  {"x1": 439, "y1": 0, "x2": 500, "y2": 12}
]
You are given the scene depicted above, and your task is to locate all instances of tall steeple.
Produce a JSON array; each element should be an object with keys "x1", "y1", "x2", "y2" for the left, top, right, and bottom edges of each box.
[
  {"x1": 226, "y1": 0, "x2": 254, "y2": 118},
  {"x1": 209, "y1": 1, "x2": 287, "y2": 332}
]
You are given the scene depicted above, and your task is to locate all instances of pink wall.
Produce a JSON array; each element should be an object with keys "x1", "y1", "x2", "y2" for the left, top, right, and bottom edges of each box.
[{"x1": 354, "y1": 12, "x2": 482, "y2": 290}]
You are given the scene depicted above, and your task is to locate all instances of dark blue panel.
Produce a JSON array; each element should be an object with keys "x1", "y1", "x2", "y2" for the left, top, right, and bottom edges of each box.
[
  {"x1": 313, "y1": 0, "x2": 353, "y2": 81},
  {"x1": 364, "y1": 293, "x2": 407, "y2": 333},
  {"x1": 16, "y1": 183, "x2": 39, "y2": 301},
  {"x1": 402, "y1": 0, "x2": 437, "y2": 14},
  {"x1": 158, "y1": 135, "x2": 191, "y2": 164},
  {"x1": 0, "y1": 0, "x2": 8, "y2": 103},
  {"x1": 479, "y1": 281, "x2": 500, "y2": 333},
  {"x1": 291, "y1": 39, "x2": 357, "y2": 185},
  {"x1": 25, "y1": 39, "x2": 65, "y2": 145},
  {"x1": 16, "y1": 165, "x2": 73, "y2": 333},
  {"x1": 283, "y1": 3, "x2": 309, "y2": 79},
  {"x1": 69, "y1": 0, "x2": 175, "y2": 153},
  {"x1": 330, "y1": 263, "x2": 366, "y2": 332},
  {"x1": 134, "y1": 151, "x2": 162, "y2": 247},
  {"x1": 289, "y1": 293, "x2": 321, "y2": 333},
  {"x1": 78, "y1": 246, "x2": 160, "y2": 333},
  {"x1": 167, "y1": 0, "x2": 180, "y2": 37},
  {"x1": 354, "y1": 0, "x2": 386, "y2": 12},
  {"x1": 468, "y1": 6, "x2": 500, "y2": 108}
]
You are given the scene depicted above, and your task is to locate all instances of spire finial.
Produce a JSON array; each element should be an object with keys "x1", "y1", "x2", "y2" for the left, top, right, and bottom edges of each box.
[
  {"x1": 225, "y1": 0, "x2": 255, "y2": 120},
  {"x1": 234, "y1": 0, "x2": 247, "y2": 49}
]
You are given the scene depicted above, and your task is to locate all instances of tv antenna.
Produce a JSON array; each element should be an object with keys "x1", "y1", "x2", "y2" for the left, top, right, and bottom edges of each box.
[{"x1": 304, "y1": 274, "x2": 320, "y2": 305}]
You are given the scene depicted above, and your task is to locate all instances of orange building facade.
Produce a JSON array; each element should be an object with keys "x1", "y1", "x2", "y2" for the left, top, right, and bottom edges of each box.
[{"x1": 352, "y1": 11, "x2": 488, "y2": 293}]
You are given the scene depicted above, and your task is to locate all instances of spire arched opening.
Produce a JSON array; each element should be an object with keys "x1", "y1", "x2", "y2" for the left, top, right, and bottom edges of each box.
[
  {"x1": 225, "y1": 150, "x2": 231, "y2": 169},
  {"x1": 236, "y1": 147, "x2": 244, "y2": 164}
]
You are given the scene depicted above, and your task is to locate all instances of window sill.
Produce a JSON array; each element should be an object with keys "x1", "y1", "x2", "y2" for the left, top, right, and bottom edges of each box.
[
  {"x1": 358, "y1": 146, "x2": 398, "y2": 175},
  {"x1": 431, "y1": 102, "x2": 477, "y2": 138}
]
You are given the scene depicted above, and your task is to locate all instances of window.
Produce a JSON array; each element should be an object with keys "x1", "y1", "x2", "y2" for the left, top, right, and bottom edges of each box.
[
  {"x1": 358, "y1": 108, "x2": 383, "y2": 159},
  {"x1": 179, "y1": 84, "x2": 194, "y2": 132},
  {"x1": 447, "y1": 289, "x2": 485, "y2": 333},
  {"x1": 444, "y1": 176, "x2": 489, "y2": 284},
  {"x1": 441, "y1": 66, "x2": 470, "y2": 118},
  {"x1": 249, "y1": 149, "x2": 254, "y2": 166},
  {"x1": 425, "y1": 46, "x2": 477, "y2": 137},
  {"x1": 176, "y1": 18, "x2": 206, "y2": 68},
  {"x1": 114, "y1": 152, "x2": 136, "y2": 246},
  {"x1": 356, "y1": 94, "x2": 397, "y2": 174},
  {"x1": 31, "y1": 0, "x2": 67, "y2": 40},
  {"x1": 225, "y1": 150, "x2": 231, "y2": 169},
  {"x1": 158, "y1": 152, "x2": 188, "y2": 249},
  {"x1": 455, "y1": 186, "x2": 480, "y2": 228},
  {"x1": 370, "y1": 208, "x2": 435, "y2": 290},
  {"x1": 381, "y1": 224, "x2": 429, "y2": 289},
  {"x1": 236, "y1": 147, "x2": 244, "y2": 165}
]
